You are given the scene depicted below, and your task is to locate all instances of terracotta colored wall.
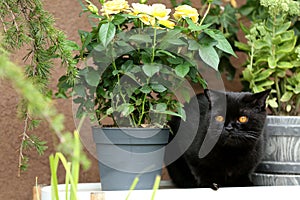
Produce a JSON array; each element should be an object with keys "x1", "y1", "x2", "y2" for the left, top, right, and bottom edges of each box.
[{"x1": 0, "y1": 0, "x2": 245, "y2": 199}]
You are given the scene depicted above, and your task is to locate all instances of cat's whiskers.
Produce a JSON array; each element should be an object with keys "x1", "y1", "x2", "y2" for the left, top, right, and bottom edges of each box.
[{"x1": 245, "y1": 132, "x2": 259, "y2": 140}]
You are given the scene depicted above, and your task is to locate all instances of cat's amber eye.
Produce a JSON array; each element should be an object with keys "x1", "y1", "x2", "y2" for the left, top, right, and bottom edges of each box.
[
  {"x1": 215, "y1": 115, "x2": 224, "y2": 122},
  {"x1": 238, "y1": 116, "x2": 248, "y2": 123}
]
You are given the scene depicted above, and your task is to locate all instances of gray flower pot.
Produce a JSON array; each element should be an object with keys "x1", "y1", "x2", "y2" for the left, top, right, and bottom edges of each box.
[
  {"x1": 92, "y1": 127, "x2": 169, "y2": 191},
  {"x1": 252, "y1": 116, "x2": 300, "y2": 185}
]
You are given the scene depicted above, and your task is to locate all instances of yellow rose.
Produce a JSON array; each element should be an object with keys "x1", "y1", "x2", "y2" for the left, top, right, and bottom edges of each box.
[
  {"x1": 87, "y1": 4, "x2": 99, "y2": 15},
  {"x1": 130, "y1": 3, "x2": 155, "y2": 25},
  {"x1": 173, "y1": 5, "x2": 199, "y2": 23},
  {"x1": 230, "y1": 0, "x2": 237, "y2": 8},
  {"x1": 151, "y1": 4, "x2": 171, "y2": 21},
  {"x1": 101, "y1": 0, "x2": 130, "y2": 15},
  {"x1": 139, "y1": 14, "x2": 155, "y2": 26},
  {"x1": 224, "y1": 0, "x2": 237, "y2": 8},
  {"x1": 158, "y1": 19, "x2": 175, "y2": 29},
  {"x1": 131, "y1": 3, "x2": 151, "y2": 15},
  {"x1": 131, "y1": 3, "x2": 173, "y2": 28}
]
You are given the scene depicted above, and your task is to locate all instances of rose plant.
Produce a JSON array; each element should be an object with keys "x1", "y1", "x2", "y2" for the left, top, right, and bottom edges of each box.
[{"x1": 58, "y1": 0, "x2": 236, "y2": 127}]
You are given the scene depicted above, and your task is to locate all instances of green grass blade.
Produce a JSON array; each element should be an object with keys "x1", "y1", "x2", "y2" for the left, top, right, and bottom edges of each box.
[
  {"x1": 151, "y1": 175, "x2": 161, "y2": 200},
  {"x1": 57, "y1": 153, "x2": 78, "y2": 200},
  {"x1": 71, "y1": 131, "x2": 81, "y2": 200},
  {"x1": 65, "y1": 162, "x2": 71, "y2": 200},
  {"x1": 125, "y1": 177, "x2": 139, "y2": 200},
  {"x1": 49, "y1": 154, "x2": 60, "y2": 200}
]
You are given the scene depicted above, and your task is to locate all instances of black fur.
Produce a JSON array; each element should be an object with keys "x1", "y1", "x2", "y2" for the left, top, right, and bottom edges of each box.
[{"x1": 167, "y1": 89, "x2": 270, "y2": 189}]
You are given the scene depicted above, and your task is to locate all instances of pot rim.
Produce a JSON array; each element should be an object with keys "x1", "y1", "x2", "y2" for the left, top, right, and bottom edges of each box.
[{"x1": 92, "y1": 126, "x2": 170, "y2": 131}]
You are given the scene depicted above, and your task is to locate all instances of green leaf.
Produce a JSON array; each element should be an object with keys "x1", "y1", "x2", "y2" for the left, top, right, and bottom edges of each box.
[
  {"x1": 286, "y1": 104, "x2": 292, "y2": 113},
  {"x1": 112, "y1": 14, "x2": 127, "y2": 25},
  {"x1": 268, "y1": 98, "x2": 278, "y2": 108},
  {"x1": 216, "y1": 37, "x2": 236, "y2": 57},
  {"x1": 106, "y1": 107, "x2": 114, "y2": 115},
  {"x1": 180, "y1": 88, "x2": 191, "y2": 103},
  {"x1": 85, "y1": 68, "x2": 100, "y2": 86},
  {"x1": 135, "y1": 98, "x2": 142, "y2": 106},
  {"x1": 157, "y1": 29, "x2": 186, "y2": 49},
  {"x1": 155, "y1": 103, "x2": 167, "y2": 112},
  {"x1": 280, "y1": 91, "x2": 293, "y2": 102},
  {"x1": 112, "y1": 69, "x2": 119, "y2": 76},
  {"x1": 177, "y1": 106, "x2": 186, "y2": 121},
  {"x1": 275, "y1": 21, "x2": 291, "y2": 35},
  {"x1": 267, "y1": 57, "x2": 277, "y2": 69},
  {"x1": 28, "y1": 120, "x2": 41, "y2": 130},
  {"x1": 188, "y1": 40, "x2": 201, "y2": 51},
  {"x1": 142, "y1": 64, "x2": 160, "y2": 77},
  {"x1": 204, "y1": 29, "x2": 236, "y2": 56},
  {"x1": 235, "y1": 41, "x2": 250, "y2": 51},
  {"x1": 280, "y1": 30, "x2": 294, "y2": 42},
  {"x1": 151, "y1": 84, "x2": 167, "y2": 92},
  {"x1": 277, "y1": 70, "x2": 287, "y2": 78},
  {"x1": 254, "y1": 69, "x2": 274, "y2": 82},
  {"x1": 239, "y1": 22, "x2": 250, "y2": 35},
  {"x1": 155, "y1": 110, "x2": 182, "y2": 118},
  {"x1": 186, "y1": 18, "x2": 211, "y2": 31},
  {"x1": 254, "y1": 39, "x2": 270, "y2": 49},
  {"x1": 242, "y1": 68, "x2": 253, "y2": 82},
  {"x1": 256, "y1": 80, "x2": 274, "y2": 88},
  {"x1": 117, "y1": 103, "x2": 135, "y2": 116},
  {"x1": 271, "y1": 36, "x2": 282, "y2": 45},
  {"x1": 175, "y1": 63, "x2": 190, "y2": 78},
  {"x1": 129, "y1": 34, "x2": 152, "y2": 43},
  {"x1": 74, "y1": 84, "x2": 86, "y2": 97},
  {"x1": 156, "y1": 50, "x2": 176, "y2": 58},
  {"x1": 140, "y1": 85, "x2": 152, "y2": 93},
  {"x1": 161, "y1": 29, "x2": 182, "y2": 41},
  {"x1": 78, "y1": 30, "x2": 93, "y2": 50},
  {"x1": 166, "y1": 38, "x2": 187, "y2": 46},
  {"x1": 167, "y1": 57, "x2": 183, "y2": 65},
  {"x1": 64, "y1": 40, "x2": 80, "y2": 51},
  {"x1": 99, "y1": 22, "x2": 116, "y2": 47},
  {"x1": 198, "y1": 44, "x2": 219, "y2": 70},
  {"x1": 277, "y1": 62, "x2": 294, "y2": 69},
  {"x1": 277, "y1": 37, "x2": 296, "y2": 54}
]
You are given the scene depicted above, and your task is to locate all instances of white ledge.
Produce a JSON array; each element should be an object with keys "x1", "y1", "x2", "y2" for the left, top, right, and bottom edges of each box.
[{"x1": 40, "y1": 181, "x2": 300, "y2": 200}]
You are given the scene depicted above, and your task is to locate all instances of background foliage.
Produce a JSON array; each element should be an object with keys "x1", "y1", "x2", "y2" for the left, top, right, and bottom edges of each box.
[
  {"x1": 236, "y1": 0, "x2": 300, "y2": 115},
  {"x1": 0, "y1": 0, "x2": 81, "y2": 173}
]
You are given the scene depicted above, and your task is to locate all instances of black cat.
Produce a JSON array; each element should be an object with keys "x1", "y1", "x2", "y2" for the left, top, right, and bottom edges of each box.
[{"x1": 166, "y1": 89, "x2": 270, "y2": 189}]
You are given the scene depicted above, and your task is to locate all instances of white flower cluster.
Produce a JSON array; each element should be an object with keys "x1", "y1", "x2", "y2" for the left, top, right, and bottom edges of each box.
[{"x1": 260, "y1": 0, "x2": 300, "y2": 17}]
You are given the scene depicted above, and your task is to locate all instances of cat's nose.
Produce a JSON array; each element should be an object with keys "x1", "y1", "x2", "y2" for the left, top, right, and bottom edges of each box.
[{"x1": 225, "y1": 124, "x2": 234, "y2": 131}]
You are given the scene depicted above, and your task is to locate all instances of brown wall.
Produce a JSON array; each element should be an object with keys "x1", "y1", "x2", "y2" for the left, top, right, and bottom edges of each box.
[{"x1": 0, "y1": 0, "x2": 245, "y2": 199}]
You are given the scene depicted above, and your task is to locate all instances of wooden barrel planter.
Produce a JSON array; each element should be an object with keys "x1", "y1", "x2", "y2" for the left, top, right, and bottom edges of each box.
[{"x1": 252, "y1": 116, "x2": 300, "y2": 185}]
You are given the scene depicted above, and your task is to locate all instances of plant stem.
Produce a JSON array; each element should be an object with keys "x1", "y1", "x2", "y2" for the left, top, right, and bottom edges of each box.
[
  {"x1": 199, "y1": 2, "x2": 211, "y2": 27},
  {"x1": 151, "y1": 26, "x2": 157, "y2": 63},
  {"x1": 270, "y1": 15, "x2": 281, "y2": 114},
  {"x1": 35, "y1": 177, "x2": 40, "y2": 200},
  {"x1": 138, "y1": 93, "x2": 147, "y2": 126},
  {"x1": 111, "y1": 50, "x2": 134, "y2": 126},
  {"x1": 295, "y1": 96, "x2": 300, "y2": 115},
  {"x1": 275, "y1": 75, "x2": 281, "y2": 114},
  {"x1": 249, "y1": 43, "x2": 254, "y2": 71},
  {"x1": 18, "y1": 113, "x2": 35, "y2": 177}
]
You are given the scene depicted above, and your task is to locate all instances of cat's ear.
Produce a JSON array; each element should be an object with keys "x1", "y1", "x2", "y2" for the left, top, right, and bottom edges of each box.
[
  {"x1": 204, "y1": 89, "x2": 226, "y2": 106},
  {"x1": 244, "y1": 89, "x2": 271, "y2": 109},
  {"x1": 204, "y1": 89, "x2": 214, "y2": 104}
]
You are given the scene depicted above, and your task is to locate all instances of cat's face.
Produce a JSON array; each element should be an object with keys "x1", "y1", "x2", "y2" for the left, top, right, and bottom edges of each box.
[{"x1": 205, "y1": 90, "x2": 270, "y2": 148}]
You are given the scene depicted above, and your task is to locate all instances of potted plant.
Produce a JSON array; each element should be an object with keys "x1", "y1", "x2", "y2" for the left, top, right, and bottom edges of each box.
[
  {"x1": 57, "y1": 0, "x2": 236, "y2": 190},
  {"x1": 236, "y1": 0, "x2": 300, "y2": 185}
]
